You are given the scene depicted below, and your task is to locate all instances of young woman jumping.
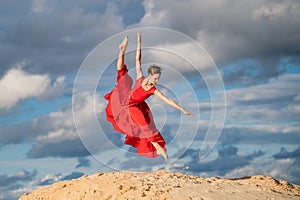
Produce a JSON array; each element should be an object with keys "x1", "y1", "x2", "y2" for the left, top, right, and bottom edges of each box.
[{"x1": 104, "y1": 31, "x2": 192, "y2": 161}]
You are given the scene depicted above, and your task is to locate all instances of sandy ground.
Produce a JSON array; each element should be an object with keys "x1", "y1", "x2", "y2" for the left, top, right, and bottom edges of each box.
[{"x1": 20, "y1": 171, "x2": 300, "y2": 200}]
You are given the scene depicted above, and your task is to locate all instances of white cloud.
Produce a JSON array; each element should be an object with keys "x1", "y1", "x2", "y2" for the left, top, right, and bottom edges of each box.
[
  {"x1": 0, "y1": 68, "x2": 66, "y2": 110},
  {"x1": 226, "y1": 157, "x2": 300, "y2": 184},
  {"x1": 36, "y1": 128, "x2": 76, "y2": 143},
  {"x1": 35, "y1": 92, "x2": 104, "y2": 144},
  {"x1": 154, "y1": 42, "x2": 214, "y2": 73},
  {"x1": 227, "y1": 74, "x2": 300, "y2": 104},
  {"x1": 25, "y1": 91, "x2": 113, "y2": 158},
  {"x1": 225, "y1": 74, "x2": 300, "y2": 124},
  {"x1": 38, "y1": 76, "x2": 66, "y2": 101},
  {"x1": 140, "y1": 0, "x2": 169, "y2": 27},
  {"x1": 138, "y1": 0, "x2": 300, "y2": 66}
]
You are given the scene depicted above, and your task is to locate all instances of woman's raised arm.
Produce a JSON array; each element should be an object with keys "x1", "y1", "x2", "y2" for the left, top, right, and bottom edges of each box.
[{"x1": 136, "y1": 30, "x2": 143, "y2": 80}]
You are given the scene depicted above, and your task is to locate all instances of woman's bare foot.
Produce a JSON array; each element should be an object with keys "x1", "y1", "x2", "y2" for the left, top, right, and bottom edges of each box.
[
  {"x1": 119, "y1": 35, "x2": 128, "y2": 52},
  {"x1": 151, "y1": 142, "x2": 168, "y2": 161},
  {"x1": 157, "y1": 149, "x2": 169, "y2": 161}
]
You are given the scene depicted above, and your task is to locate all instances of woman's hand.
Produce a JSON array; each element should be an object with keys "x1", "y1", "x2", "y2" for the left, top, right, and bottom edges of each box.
[{"x1": 182, "y1": 109, "x2": 193, "y2": 117}]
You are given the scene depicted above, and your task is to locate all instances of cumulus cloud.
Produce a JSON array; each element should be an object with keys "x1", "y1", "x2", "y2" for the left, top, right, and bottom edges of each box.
[
  {"x1": 4, "y1": 170, "x2": 85, "y2": 200},
  {"x1": 223, "y1": 155, "x2": 300, "y2": 186},
  {"x1": 61, "y1": 171, "x2": 85, "y2": 181},
  {"x1": 2, "y1": 0, "x2": 299, "y2": 80},
  {"x1": 0, "y1": 169, "x2": 37, "y2": 187},
  {"x1": 0, "y1": 89, "x2": 123, "y2": 160},
  {"x1": 34, "y1": 171, "x2": 84, "y2": 186},
  {"x1": 26, "y1": 92, "x2": 118, "y2": 158},
  {"x1": 139, "y1": 0, "x2": 300, "y2": 71},
  {"x1": 271, "y1": 146, "x2": 300, "y2": 184},
  {"x1": 221, "y1": 126, "x2": 300, "y2": 145},
  {"x1": 0, "y1": 0, "x2": 126, "y2": 76},
  {"x1": 0, "y1": 169, "x2": 37, "y2": 200},
  {"x1": 75, "y1": 157, "x2": 91, "y2": 168},
  {"x1": 27, "y1": 139, "x2": 90, "y2": 158},
  {"x1": 220, "y1": 58, "x2": 287, "y2": 86},
  {"x1": 0, "y1": 122, "x2": 35, "y2": 145},
  {"x1": 171, "y1": 131, "x2": 264, "y2": 176},
  {"x1": 0, "y1": 68, "x2": 66, "y2": 110},
  {"x1": 273, "y1": 146, "x2": 300, "y2": 159},
  {"x1": 225, "y1": 74, "x2": 300, "y2": 125},
  {"x1": 227, "y1": 74, "x2": 300, "y2": 104}
]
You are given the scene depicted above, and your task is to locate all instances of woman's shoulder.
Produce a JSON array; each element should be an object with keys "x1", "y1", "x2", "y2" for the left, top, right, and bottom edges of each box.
[
  {"x1": 138, "y1": 76, "x2": 145, "y2": 80},
  {"x1": 136, "y1": 76, "x2": 145, "y2": 83},
  {"x1": 149, "y1": 85, "x2": 156, "y2": 94}
]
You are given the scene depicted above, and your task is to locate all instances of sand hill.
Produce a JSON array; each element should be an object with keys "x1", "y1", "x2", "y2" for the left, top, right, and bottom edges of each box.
[{"x1": 20, "y1": 171, "x2": 300, "y2": 200}]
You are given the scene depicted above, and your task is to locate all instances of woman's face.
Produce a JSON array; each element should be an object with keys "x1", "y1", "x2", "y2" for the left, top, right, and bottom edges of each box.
[{"x1": 148, "y1": 73, "x2": 160, "y2": 86}]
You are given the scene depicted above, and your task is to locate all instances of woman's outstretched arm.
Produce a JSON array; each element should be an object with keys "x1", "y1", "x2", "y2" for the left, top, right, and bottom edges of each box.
[
  {"x1": 154, "y1": 89, "x2": 193, "y2": 116},
  {"x1": 136, "y1": 30, "x2": 143, "y2": 79}
]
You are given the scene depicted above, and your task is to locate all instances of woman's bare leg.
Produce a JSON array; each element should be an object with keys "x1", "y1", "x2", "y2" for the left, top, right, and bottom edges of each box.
[
  {"x1": 151, "y1": 142, "x2": 168, "y2": 161},
  {"x1": 117, "y1": 35, "x2": 128, "y2": 70}
]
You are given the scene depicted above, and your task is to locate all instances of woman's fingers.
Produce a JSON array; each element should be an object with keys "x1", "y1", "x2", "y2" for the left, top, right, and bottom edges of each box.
[{"x1": 184, "y1": 110, "x2": 193, "y2": 117}]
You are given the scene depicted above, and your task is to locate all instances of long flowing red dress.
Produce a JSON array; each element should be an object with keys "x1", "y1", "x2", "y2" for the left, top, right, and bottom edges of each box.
[{"x1": 104, "y1": 65, "x2": 166, "y2": 158}]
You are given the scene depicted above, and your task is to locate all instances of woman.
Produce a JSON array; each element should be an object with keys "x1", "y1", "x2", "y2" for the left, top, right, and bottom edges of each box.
[{"x1": 104, "y1": 31, "x2": 192, "y2": 161}]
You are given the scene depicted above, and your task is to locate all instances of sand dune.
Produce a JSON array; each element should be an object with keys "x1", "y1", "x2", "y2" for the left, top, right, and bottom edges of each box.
[{"x1": 20, "y1": 171, "x2": 300, "y2": 200}]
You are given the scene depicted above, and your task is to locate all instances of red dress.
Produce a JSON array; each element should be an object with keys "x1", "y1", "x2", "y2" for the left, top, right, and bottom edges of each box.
[{"x1": 104, "y1": 65, "x2": 166, "y2": 158}]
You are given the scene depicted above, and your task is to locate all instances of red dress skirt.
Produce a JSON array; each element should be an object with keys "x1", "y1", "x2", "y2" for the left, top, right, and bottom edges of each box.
[{"x1": 104, "y1": 65, "x2": 166, "y2": 158}]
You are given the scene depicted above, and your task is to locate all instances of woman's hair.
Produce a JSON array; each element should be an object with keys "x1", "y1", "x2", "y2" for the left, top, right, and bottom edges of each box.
[{"x1": 148, "y1": 64, "x2": 162, "y2": 75}]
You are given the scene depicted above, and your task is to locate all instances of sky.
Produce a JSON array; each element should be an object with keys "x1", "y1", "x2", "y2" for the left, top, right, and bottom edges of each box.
[{"x1": 0, "y1": 0, "x2": 300, "y2": 199}]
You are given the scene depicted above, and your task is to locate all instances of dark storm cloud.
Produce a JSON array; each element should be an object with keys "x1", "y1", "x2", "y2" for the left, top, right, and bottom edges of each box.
[
  {"x1": 183, "y1": 148, "x2": 264, "y2": 176},
  {"x1": 117, "y1": 125, "x2": 174, "y2": 170},
  {"x1": 0, "y1": 85, "x2": 121, "y2": 161},
  {"x1": 0, "y1": 109, "x2": 72, "y2": 146},
  {"x1": 0, "y1": 169, "x2": 37, "y2": 187},
  {"x1": 37, "y1": 171, "x2": 84, "y2": 186},
  {"x1": 140, "y1": 0, "x2": 300, "y2": 84},
  {"x1": 178, "y1": 148, "x2": 200, "y2": 160},
  {"x1": 0, "y1": 169, "x2": 37, "y2": 199},
  {"x1": 0, "y1": 121, "x2": 35, "y2": 145},
  {"x1": 0, "y1": 170, "x2": 84, "y2": 199},
  {"x1": 236, "y1": 128, "x2": 300, "y2": 145},
  {"x1": 0, "y1": 0, "x2": 145, "y2": 77},
  {"x1": 0, "y1": 92, "x2": 125, "y2": 159},
  {"x1": 114, "y1": 0, "x2": 145, "y2": 26},
  {"x1": 272, "y1": 146, "x2": 300, "y2": 185},
  {"x1": 213, "y1": 126, "x2": 300, "y2": 146},
  {"x1": 1, "y1": 0, "x2": 299, "y2": 82},
  {"x1": 176, "y1": 131, "x2": 264, "y2": 176},
  {"x1": 119, "y1": 153, "x2": 165, "y2": 171},
  {"x1": 192, "y1": 123, "x2": 300, "y2": 147},
  {"x1": 61, "y1": 171, "x2": 84, "y2": 181},
  {"x1": 273, "y1": 146, "x2": 300, "y2": 159},
  {"x1": 221, "y1": 58, "x2": 287, "y2": 86},
  {"x1": 75, "y1": 157, "x2": 91, "y2": 168},
  {"x1": 27, "y1": 139, "x2": 90, "y2": 158}
]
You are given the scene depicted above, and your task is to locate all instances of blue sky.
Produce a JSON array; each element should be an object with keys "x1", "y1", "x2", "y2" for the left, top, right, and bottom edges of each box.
[{"x1": 0, "y1": 0, "x2": 300, "y2": 199}]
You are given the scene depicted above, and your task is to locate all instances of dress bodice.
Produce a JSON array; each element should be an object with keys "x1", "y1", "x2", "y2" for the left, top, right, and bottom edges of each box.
[{"x1": 129, "y1": 77, "x2": 156, "y2": 105}]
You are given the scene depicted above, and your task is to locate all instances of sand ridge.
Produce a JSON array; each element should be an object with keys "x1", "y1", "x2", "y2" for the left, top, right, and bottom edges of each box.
[{"x1": 20, "y1": 171, "x2": 300, "y2": 200}]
